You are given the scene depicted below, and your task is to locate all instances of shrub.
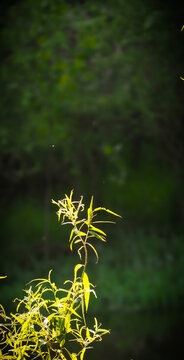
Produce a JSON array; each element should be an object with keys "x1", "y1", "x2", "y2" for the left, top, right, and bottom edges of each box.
[{"x1": 0, "y1": 190, "x2": 120, "y2": 359}]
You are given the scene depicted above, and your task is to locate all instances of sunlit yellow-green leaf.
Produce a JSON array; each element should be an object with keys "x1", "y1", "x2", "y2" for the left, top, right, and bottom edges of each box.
[
  {"x1": 89, "y1": 224, "x2": 106, "y2": 236},
  {"x1": 65, "y1": 313, "x2": 72, "y2": 332},
  {"x1": 65, "y1": 193, "x2": 72, "y2": 207},
  {"x1": 83, "y1": 272, "x2": 90, "y2": 311},
  {"x1": 60, "y1": 353, "x2": 68, "y2": 360},
  {"x1": 70, "y1": 237, "x2": 75, "y2": 251},
  {"x1": 69, "y1": 306, "x2": 81, "y2": 318},
  {"x1": 94, "y1": 317, "x2": 98, "y2": 330},
  {"x1": 69, "y1": 189, "x2": 74, "y2": 199},
  {"x1": 76, "y1": 231, "x2": 86, "y2": 237},
  {"x1": 74, "y1": 264, "x2": 83, "y2": 281},
  {"x1": 86, "y1": 327, "x2": 90, "y2": 339},
  {"x1": 10, "y1": 313, "x2": 24, "y2": 324},
  {"x1": 48, "y1": 269, "x2": 53, "y2": 283},
  {"x1": 70, "y1": 231, "x2": 86, "y2": 250},
  {"x1": 69, "y1": 228, "x2": 75, "y2": 242},
  {"x1": 21, "y1": 320, "x2": 29, "y2": 333},
  {"x1": 87, "y1": 196, "x2": 93, "y2": 223},
  {"x1": 71, "y1": 353, "x2": 78, "y2": 360},
  {"x1": 76, "y1": 219, "x2": 85, "y2": 225},
  {"x1": 89, "y1": 230, "x2": 106, "y2": 242},
  {"x1": 93, "y1": 207, "x2": 122, "y2": 218},
  {"x1": 80, "y1": 348, "x2": 86, "y2": 360},
  {"x1": 64, "y1": 280, "x2": 71, "y2": 285},
  {"x1": 60, "y1": 338, "x2": 65, "y2": 348},
  {"x1": 57, "y1": 208, "x2": 62, "y2": 221}
]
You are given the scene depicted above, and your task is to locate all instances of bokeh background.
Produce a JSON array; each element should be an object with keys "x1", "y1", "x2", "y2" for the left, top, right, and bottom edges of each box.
[{"x1": 0, "y1": 0, "x2": 184, "y2": 359}]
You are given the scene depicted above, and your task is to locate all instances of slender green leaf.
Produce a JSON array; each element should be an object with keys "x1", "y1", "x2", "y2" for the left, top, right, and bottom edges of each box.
[
  {"x1": 83, "y1": 272, "x2": 90, "y2": 312},
  {"x1": 89, "y1": 224, "x2": 106, "y2": 236},
  {"x1": 67, "y1": 306, "x2": 81, "y2": 318},
  {"x1": 69, "y1": 228, "x2": 75, "y2": 242},
  {"x1": 89, "y1": 230, "x2": 106, "y2": 242},
  {"x1": 80, "y1": 348, "x2": 86, "y2": 360},
  {"x1": 86, "y1": 327, "x2": 90, "y2": 339},
  {"x1": 93, "y1": 207, "x2": 122, "y2": 218},
  {"x1": 74, "y1": 264, "x2": 83, "y2": 281},
  {"x1": 87, "y1": 196, "x2": 93, "y2": 223}
]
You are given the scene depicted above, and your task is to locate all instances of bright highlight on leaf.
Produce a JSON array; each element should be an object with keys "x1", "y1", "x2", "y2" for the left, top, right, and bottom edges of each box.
[{"x1": 83, "y1": 272, "x2": 90, "y2": 312}]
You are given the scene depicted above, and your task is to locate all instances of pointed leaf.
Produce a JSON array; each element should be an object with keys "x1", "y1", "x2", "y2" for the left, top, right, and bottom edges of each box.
[
  {"x1": 93, "y1": 207, "x2": 122, "y2": 218},
  {"x1": 86, "y1": 327, "x2": 90, "y2": 339},
  {"x1": 68, "y1": 306, "x2": 81, "y2": 318},
  {"x1": 80, "y1": 348, "x2": 86, "y2": 360},
  {"x1": 70, "y1": 189, "x2": 74, "y2": 200},
  {"x1": 71, "y1": 354, "x2": 78, "y2": 360},
  {"x1": 89, "y1": 231, "x2": 106, "y2": 242},
  {"x1": 87, "y1": 196, "x2": 93, "y2": 222},
  {"x1": 51, "y1": 199, "x2": 58, "y2": 205},
  {"x1": 74, "y1": 264, "x2": 83, "y2": 281},
  {"x1": 69, "y1": 228, "x2": 75, "y2": 242},
  {"x1": 89, "y1": 225, "x2": 106, "y2": 236},
  {"x1": 83, "y1": 272, "x2": 90, "y2": 311},
  {"x1": 60, "y1": 353, "x2": 68, "y2": 360}
]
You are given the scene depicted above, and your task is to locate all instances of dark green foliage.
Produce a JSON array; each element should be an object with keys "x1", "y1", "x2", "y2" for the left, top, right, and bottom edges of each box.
[{"x1": 0, "y1": 0, "x2": 183, "y2": 228}]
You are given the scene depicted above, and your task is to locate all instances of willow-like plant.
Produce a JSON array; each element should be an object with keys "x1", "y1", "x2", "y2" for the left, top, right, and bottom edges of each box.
[{"x1": 0, "y1": 191, "x2": 121, "y2": 360}]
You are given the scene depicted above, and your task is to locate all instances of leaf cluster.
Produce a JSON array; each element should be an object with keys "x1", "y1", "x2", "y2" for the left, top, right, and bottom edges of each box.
[{"x1": 0, "y1": 191, "x2": 120, "y2": 359}]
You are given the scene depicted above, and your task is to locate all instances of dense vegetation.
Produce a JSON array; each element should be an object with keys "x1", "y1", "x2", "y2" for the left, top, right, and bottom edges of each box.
[{"x1": 0, "y1": 0, "x2": 184, "y2": 315}]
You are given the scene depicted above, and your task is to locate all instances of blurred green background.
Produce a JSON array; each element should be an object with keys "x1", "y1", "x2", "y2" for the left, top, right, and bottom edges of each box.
[{"x1": 0, "y1": 0, "x2": 184, "y2": 358}]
